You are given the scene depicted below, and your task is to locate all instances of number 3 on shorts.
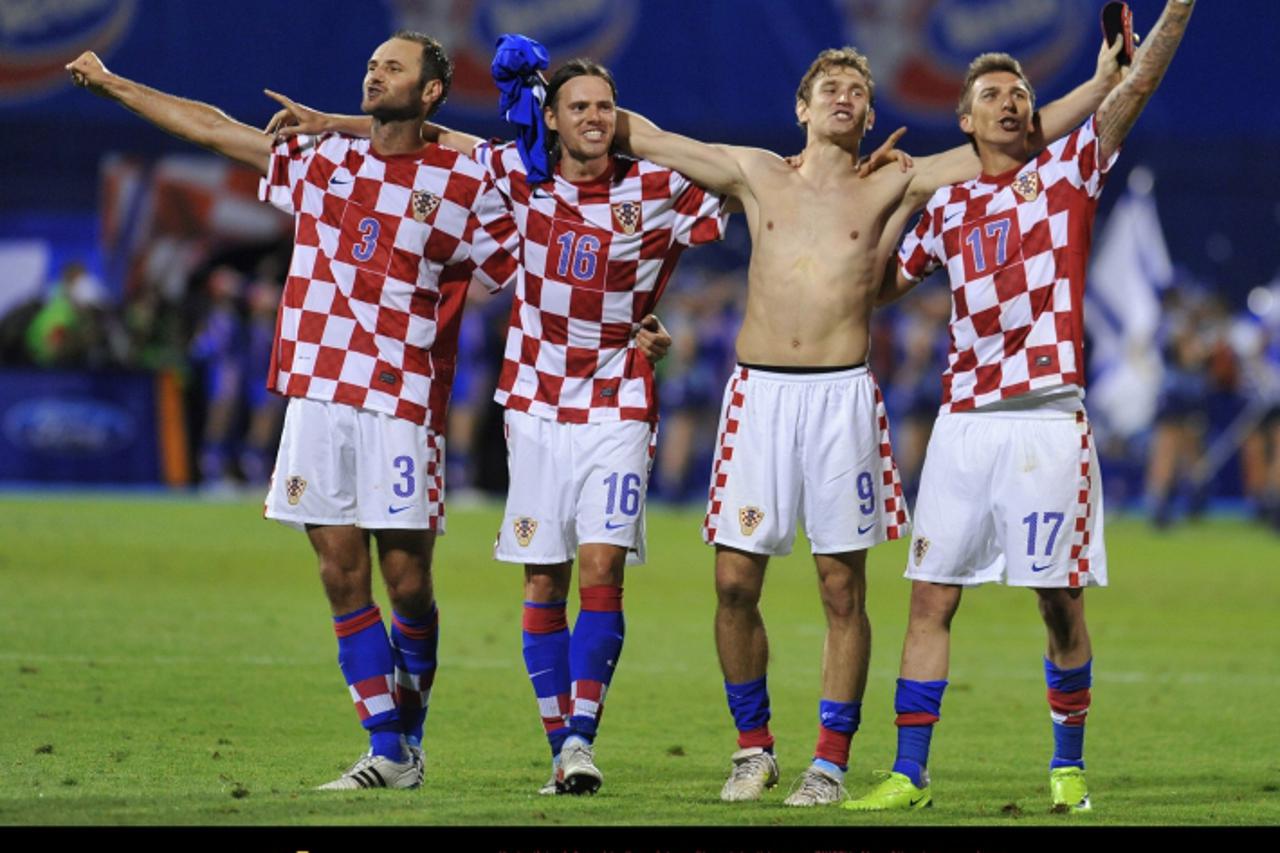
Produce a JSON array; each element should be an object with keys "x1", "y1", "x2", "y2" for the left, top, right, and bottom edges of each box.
[{"x1": 392, "y1": 455, "x2": 416, "y2": 498}]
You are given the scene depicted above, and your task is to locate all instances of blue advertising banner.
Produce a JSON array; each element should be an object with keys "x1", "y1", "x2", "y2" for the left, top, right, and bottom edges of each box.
[
  {"x1": 1, "y1": 1, "x2": 1273, "y2": 292},
  {"x1": 0, "y1": 369, "x2": 162, "y2": 483},
  {"x1": 0, "y1": 1, "x2": 1264, "y2": 139}
]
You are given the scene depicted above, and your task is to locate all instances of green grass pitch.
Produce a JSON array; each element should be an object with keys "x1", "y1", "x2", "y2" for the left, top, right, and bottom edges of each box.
[{"x1": 2, "y1": 494, "x2": 1278, "y2": 826}]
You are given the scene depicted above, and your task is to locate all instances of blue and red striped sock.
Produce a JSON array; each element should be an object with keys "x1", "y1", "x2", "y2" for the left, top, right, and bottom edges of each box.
[
  {"x1": 390, "y1": 605, "x2": 438, "y2": 747},
  {"x1": 892, "y1": 678, "x2": 947, "y2": 788},
  {"x1": 1045, "y1": 657, "x2": 1091, "y2": 770},
  {"x1": 334, "y1": 604, "x2": 402, "y2": 761},
  {"x1": 522, "y1": 599, "x2": 572, "y2": 758},
  {"x1": 567, "y1": 585, "x2": 624, "y2": 742},
  {"x1": 725, "y1": 676, "x2": 774, "y2": 752},
  {"x1": 814, "y1": 698, "x2": 861, "y2": 775}
]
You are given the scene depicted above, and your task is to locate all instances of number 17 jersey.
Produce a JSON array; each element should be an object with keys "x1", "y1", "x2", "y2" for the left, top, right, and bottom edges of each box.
[
  {"x1": 898, "y1": 117, "x2": 1119, "y2": 414},
  {"x1": 473, "y1": 142, "x2": 728, "y2": 424}
]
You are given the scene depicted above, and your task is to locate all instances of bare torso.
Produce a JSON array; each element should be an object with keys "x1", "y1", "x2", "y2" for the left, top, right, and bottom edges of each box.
[{"x1": 732, "y1": 148, "x2": 921, "y2": 366}]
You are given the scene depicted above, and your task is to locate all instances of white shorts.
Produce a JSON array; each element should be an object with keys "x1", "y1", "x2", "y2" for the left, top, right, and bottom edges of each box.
[
  {"x1": 906, "y1": 407, "x2": 1107, "y2": 588},
  {"x1": 264, "y1": 397, "x2": 445, "y2": 532},
  {"x1": 702, "y1": 364, "x2": 910, "y2": 556},
  {"x1": 494, "y1": 409, "x2": 654, "y2": 565}
]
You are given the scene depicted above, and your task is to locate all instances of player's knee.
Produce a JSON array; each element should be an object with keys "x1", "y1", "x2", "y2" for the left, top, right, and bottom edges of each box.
[
  {"x1": 317, "y1": 562, "x2": 372, "y2": 610},
  {"x1": 524, "y1": 565, "x2": 571, "y2": 602},
  {"x1": 817, "y1": 571, "x2": 866, "y2": 618},
  {"x1": 908, "y1": 582, "x2": 961, "y2": 629},
  {"x1": 715, "y1": 575, "x2": 762, "y2": 611},
  {"x1": 820, "y1": 587, "x2": 866, "y2": 622},
  {"x1": 381, "y1": 568, "x2": 433, "y2": 615}
]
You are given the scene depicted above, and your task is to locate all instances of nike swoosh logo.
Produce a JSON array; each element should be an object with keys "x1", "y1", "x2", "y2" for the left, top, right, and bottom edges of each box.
[
  {"x1": 388, "y1": 505, "x2": 413, "y2": 514},
  {"x1": 909, "y1": 796, "x2": 928, "y2": 807},
  {"x1": 857, "y1": 522, "x2": 876, "y2": 535},
  {"x1": 604, "y1": 520, "x2": 631, "y2": 530},
  {"x1": 330, "y1": 177, "x2": 351, "y2": 185},
  {"x1": 1030, "y1": 563, "x2": 1052, "y2": 572}
]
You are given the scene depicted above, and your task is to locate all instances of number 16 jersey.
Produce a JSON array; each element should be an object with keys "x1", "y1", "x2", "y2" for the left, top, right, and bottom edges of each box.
[{"x1": 473, "y1": 141, "x2": 728, "y2": 425}]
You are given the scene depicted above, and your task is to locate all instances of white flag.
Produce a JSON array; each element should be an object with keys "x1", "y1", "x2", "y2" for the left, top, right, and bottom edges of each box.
[{"x1": 1085, "y1": 167, "x2": 1172, "y2": 442}]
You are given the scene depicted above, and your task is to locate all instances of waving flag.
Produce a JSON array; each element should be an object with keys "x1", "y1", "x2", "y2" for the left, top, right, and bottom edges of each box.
[{"x1": 1085, "y1": 166, "x2": 1173, "y2": 442}]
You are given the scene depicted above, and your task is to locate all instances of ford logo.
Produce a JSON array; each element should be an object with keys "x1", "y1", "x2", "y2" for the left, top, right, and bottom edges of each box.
[{"x1": 2, "y1": 397, "x2": 137, "y2": 455}]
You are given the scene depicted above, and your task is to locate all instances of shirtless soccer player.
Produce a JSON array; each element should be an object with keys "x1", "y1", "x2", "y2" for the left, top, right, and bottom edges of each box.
[
  {"x1": 68, "y1": 33, "x2": 518, "y2": 789},
  {"x1": 614, "y1": 38, "x2": 1126, "y2": 805},
  {"x1": 845, "y1": 0, "x2": 1194, "y2": 814}
]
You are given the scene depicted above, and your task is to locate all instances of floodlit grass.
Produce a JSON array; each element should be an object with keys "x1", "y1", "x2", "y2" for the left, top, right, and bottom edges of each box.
[{"x1": 2, "y1": 495, "x2": 1278, "y2": 826}]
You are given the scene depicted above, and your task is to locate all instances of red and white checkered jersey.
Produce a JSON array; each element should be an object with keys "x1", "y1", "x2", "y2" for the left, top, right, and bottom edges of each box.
[
  {"x1": 898, "y1": 117, "x2": 1119, "y2": 413},
  {"x1": 472, "y1": 141, "x2": 727, "y2": 424},
  {"x1": 259, "y1": 133, "x2": 517, "y2": 431}
]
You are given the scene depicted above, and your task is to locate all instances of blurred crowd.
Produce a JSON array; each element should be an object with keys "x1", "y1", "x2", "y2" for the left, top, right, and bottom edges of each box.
[{"x1": 5, "y1": 229, "x2": 1280, "y2": 535}]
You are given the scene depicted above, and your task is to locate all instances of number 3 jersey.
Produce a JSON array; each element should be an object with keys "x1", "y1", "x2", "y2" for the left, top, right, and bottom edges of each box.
[
  {"x1": 473, "y1": 141, "x2": 728, "y2": 424},
  {"x1": 259, "y1": 133, "x2": 517, "y2": 431},
  {"x1": 898, "y1": 117, "x2": 1118, "y2": 414}
]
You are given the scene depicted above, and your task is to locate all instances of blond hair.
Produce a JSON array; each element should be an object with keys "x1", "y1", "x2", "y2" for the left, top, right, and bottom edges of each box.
[{"x1": 796, "y1": 47, "x2": 875, "y2": 109}]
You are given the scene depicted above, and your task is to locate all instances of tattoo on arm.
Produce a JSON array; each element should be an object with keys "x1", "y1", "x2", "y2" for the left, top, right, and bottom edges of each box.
[{"x1": 1095, "y1": 1, "x2": 1194, "y2": 157}]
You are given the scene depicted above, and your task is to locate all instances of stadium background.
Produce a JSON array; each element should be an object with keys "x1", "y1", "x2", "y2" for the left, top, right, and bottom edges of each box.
[
  {"x1": 2, "y1": 0, "x2": 1278, "y2": 525},
  {"x1": 3, "y1": 0, "x2": 1280, "y2": 834}
]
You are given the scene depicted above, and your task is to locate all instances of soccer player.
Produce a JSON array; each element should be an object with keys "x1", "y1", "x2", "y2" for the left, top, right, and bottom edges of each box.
[
  {"x1": 844, "y1": 0, "x2": 1195, "y2": 813},
  {"x1": 67, "y1": 31, "x2": 518, "y2": 789},
  {"x1": 611, "y1": 39, "x2": 1126, "y2": 804},
  {"x1": 264, "y1": 47, "x2": 724, "y2": 795}
]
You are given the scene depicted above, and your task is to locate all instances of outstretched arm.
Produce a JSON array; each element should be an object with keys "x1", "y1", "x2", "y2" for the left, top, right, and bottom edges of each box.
[
  {"x1": 261, "y1": 92, "x2": 483, "y2": 157},
  {"x1": 67, "y1": 52, "x2": 272, "y2": 174},
  {"x1": 615, "y1": 109, "x2": 755, "y2": 199},
  {"x1": 1095, "y1": 0, "x2": 1195, "y2": 161},
  {"x1": 905, "y1": 32, "x2": 1130, "y2": 206}
]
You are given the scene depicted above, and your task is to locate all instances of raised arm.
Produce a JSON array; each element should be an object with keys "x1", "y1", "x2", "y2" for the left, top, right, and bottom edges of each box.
[
  {"x1": 615, "y1": 109, "x2": 758, "y2": 199},
  {"x1": 1033, "y1": 29, "x2": 1130, "y2": 147},
  {"x1": 67, "y1": 52, "x2": 272, "y2": 174},
  {"x1": 1095, "y1": 0, "x2": 1195, "y2": 162},
  {"x1": 902, "y1": 31, "x2": 1128, "y2": 207},
  {"x1": 261, "y1": 92, "x2": 482, "y2": 157}
]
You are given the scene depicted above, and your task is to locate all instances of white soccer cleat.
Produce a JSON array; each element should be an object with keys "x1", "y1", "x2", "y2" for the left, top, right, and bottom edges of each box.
[
  {"x1": 560, "y1": 739, "x2": 603, "y2": 795},
  {"x1": 317, "y1": 748, "x2": 421, "y2": 790},
  {"x1": 782, "y1": 764, "x2": 847, "y2": 806},
  {"x1": 407, "y1": 744, "x2": 425, "y2": 787},
  {"x1": 719, "y1": 746, "x2": 780, "y2": 802}
]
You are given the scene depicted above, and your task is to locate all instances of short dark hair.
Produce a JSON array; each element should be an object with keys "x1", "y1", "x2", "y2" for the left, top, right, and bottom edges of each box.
[
  {"x1": 956, "y1": 52, "x2": 1036, "y2": 151},
  {"x1": 391, "y1": 29, "x2": 453, "y2": 117},
  {"x1": 544, "y1": 58, "x2": 618, "y2": 110},
  {"x1": 957, "y1": 52, "x2": 1035, "y2": 117}
]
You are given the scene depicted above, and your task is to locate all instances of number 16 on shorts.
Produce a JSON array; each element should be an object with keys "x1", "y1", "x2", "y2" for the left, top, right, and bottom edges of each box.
[{"x1": 603, "y1": 471, "x2": 641, "y2": 530}]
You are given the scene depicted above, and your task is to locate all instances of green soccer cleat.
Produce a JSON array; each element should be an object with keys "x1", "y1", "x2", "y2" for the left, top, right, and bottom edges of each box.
[
  {"x1": 1050, "y1": 766, "x2": 1091, "y2": 812},
  {"x1": 841, "y1": 770, "x2": 932, "y2": 812}
]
